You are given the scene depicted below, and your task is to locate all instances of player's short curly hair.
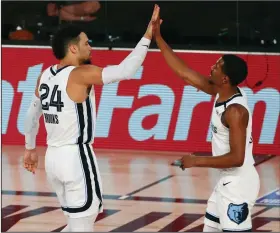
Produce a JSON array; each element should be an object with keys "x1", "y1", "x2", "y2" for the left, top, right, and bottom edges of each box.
[{"x1": 222, "y1": 54, "x2": 248, "y2": 86}]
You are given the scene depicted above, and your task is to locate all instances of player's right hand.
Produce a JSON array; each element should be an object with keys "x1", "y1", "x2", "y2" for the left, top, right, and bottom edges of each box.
[
  {"x1": 144, "y1": 4, "x2": 160, "y2": 40},
  {"x1": 23, "y1": 149, "x2": 38, "y2": 174},
  {"x1": 180, "y1": 153, "x2": 196, "y2": 170},
  {"x1": 151, "y1": 6, "x2": 163, "y2": 39}
]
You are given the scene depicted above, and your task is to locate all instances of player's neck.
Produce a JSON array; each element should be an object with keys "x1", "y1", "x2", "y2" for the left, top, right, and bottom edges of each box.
[
  {"x1": 58, "y1": 58, "x2": 80, "y2": 68},
  {"x1": 217, "y1": 86, "x2": 239, "y2": 102}
]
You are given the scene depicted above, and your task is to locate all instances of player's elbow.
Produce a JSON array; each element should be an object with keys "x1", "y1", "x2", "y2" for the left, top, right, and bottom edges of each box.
[
  {"x1": 177, "y1": 70, "x2": 189, "y2": 81},
  {"x1": 232, "y1": 155, "x2": 244, "y2": 167}
]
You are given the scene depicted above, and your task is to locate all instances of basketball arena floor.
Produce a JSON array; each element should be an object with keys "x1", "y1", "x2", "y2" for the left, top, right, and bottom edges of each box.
[{"x1": 2, "y1": 145, "x2": 280, "y2": 232}]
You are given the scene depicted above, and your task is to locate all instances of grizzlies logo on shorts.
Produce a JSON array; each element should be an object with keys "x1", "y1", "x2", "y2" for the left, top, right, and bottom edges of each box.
[{"x1": 227, "y1": 203, "x2": 249, "y2": 225}]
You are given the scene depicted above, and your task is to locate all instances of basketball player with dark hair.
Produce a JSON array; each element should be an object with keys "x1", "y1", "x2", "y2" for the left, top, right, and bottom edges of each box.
[
  {"x1": 23, "y1": 5, "x2": 160, "y2": 232},
  {"x1": 152, "y1": 10, "x2": 260, "y2": 232}
]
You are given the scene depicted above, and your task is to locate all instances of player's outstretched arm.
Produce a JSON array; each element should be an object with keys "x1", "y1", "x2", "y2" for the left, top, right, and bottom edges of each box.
[
  {"x1": 152, "y1": 10, "x2": 217, "y2": 96},
  {"x1": 71, "y1": 4, "x2": 160, "y2": 86},
  {"x1": 23, "y1": 75, "x2": 42, "y2": 174}
]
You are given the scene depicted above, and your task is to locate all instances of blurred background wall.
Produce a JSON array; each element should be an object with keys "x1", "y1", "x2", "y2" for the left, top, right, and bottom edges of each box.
[{"x1": 2, "y1": 1, "x2": 280, "y2": 51}]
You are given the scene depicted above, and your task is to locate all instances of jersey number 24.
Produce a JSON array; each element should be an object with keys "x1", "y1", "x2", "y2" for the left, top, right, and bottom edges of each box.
[{"x1": 40, "y1": 84, "x2": 64, "y2": 112}]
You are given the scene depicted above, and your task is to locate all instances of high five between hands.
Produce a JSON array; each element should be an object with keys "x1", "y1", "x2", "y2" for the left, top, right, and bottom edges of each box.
[{"x1": 144, "y1": 4, "x2": 163, "y2": 41}]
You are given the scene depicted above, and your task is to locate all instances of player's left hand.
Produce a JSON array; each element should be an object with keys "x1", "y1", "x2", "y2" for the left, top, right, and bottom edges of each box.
[
  {"x1": 23, "y1": 149, "x2": 38, "y2": 174},
  {"x1": 180, "y1": 153, "x2": 196, "y2": 170}
]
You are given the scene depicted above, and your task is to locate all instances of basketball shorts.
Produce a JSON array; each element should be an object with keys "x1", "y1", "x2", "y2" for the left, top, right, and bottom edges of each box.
[
  {"x1": 204, "y1": 165, "x2": 260, "y2": 232},
  {"x1": 45, "y1": 144, "x2": 103, "y2": 218}
]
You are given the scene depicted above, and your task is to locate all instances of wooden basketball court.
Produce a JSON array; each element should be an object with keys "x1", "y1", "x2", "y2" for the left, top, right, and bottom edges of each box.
[{"x1": 2, "y1": 145, "x2": 280, "y2": 232}]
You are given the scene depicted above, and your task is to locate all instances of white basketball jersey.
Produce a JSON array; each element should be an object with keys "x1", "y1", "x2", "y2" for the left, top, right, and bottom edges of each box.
[
  {"x1": 210, "y1": 87, "x2": 255, "y2": 170},
  {"x1": 38, "y1": 65, "x2": 96, "y2": 147}
]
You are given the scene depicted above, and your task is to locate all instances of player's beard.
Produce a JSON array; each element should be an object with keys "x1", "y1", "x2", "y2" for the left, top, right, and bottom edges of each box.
[
  {"x1": 82, "y1": 59, "x2": 92, "y2": 65},
  {"x1": 208, "y1": 79, "x2": 214, "y2": 85}
]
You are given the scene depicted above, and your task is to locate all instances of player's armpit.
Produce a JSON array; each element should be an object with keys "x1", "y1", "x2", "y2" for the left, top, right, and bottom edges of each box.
[{"x1": 224, "y1": 104, "x2": 249, "y2": 167}]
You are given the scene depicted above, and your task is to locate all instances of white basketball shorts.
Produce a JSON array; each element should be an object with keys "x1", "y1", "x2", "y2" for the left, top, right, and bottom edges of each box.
[
  {"x1": 204, "y1": 165, "x2": 260, "y2": 232},
  {"x1": 45, "y1": 144, "x2": 103, "y2": 218}
]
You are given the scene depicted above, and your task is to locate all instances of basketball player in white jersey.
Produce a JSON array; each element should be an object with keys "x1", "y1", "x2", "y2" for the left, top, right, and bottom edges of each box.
[
  {"x1": 23, "y1": 5, "x2": 160, "y2": 231},
  {"x1": 152, "y1": 10, "x2": 260, "y2": 232}
]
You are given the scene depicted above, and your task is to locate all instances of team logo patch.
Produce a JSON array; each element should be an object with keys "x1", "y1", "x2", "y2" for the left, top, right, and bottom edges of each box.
[
  {"x1": 227, "y1": 203, "x2": 249, "y2": 225},
  {"x1": 211, "y1": 123, "x2": 217, "y2": 133}
]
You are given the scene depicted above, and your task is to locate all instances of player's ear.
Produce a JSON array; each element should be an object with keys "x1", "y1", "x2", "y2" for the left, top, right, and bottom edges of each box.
[
  {"x1": 69, "y1": 44, "x2": 78, "y2": 54},
  {"x1": 222, "y1": 75, "x2": 229, "y2": 84}
]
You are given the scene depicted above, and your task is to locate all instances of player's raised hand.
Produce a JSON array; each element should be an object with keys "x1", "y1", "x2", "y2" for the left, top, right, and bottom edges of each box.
[
  {"x1": 23, "y1": 149, "x2": 38, "y2": 174},
  {"x1": 151, "y1": 6, "x2": 163, "y2": 39},
  {"x1": 144, "y1": 4, "x2": 160, "y2": 40}
]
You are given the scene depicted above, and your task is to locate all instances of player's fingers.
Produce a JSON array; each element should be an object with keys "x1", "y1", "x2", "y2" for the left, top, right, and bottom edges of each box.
[
  {"x1": 150, "y1": 4, "x2": 156, "y2": 20},
  {"x1": 153, "y1": 5, "x2": 160, "y2": 20},
  {"x1": 151, "y1": 4, "x2": 159, "y2": 21},
  {"x1": 28, "y1": 164, "x2": 33, "y2": 172},
  {"x1": 160, "y1": 19, "x2": 163, "y2": 25},
  {"x1": 155, "y1": 6, "x2": 160, "y2": 21},
  {"x1": 152, "y1": 14, "x2": 160, "y2": 25},
  {"x1": 26, "y1": 165, "x2": 31, "y2": 172}
]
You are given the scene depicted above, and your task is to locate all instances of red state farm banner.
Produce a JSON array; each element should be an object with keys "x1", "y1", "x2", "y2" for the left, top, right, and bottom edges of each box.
[{"x1": 2, "y1": 46, "x2": 280, "y2": 155}]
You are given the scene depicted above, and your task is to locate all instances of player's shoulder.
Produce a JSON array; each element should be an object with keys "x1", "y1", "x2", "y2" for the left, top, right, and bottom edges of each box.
[
  {"x1": 69, "y1": 64, "x2": 103, "y2": 85},
  {"x1": 224, "y1": 103, "x2": 249, "y2": 124},
  {"x1": 226, "y1": 103, "x2": 248, "y2": 114},
  {"x1": 71, "y1": 64, "x2": 101, "y2": 72}
]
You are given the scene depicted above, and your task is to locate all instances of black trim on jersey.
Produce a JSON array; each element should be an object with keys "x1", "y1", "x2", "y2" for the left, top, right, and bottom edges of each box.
[
  {"x1": 85, "y1": 98, "x2": 92, "y2": 144},
  {"x1": 50, "y1": 65, "x2": 70, "y2": 76},
  {"x1": 50, "y1": 66, "x2": 56, "y2": 76},
  {"x1": 85, "y1": 144, "x2": 103, "y2": 210},
  {"x1": 76, "y1": 103, "x2": 85, "y2": 143},
  {"x1": 215, "y1": 87, "x2": 242, "y2": 108},
  {"x1": 61, "y1": 144, "x2": 93, "y2": 213},
  {"x1": 205, "y1": 212, "x2": 220, "y2": 224}
]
